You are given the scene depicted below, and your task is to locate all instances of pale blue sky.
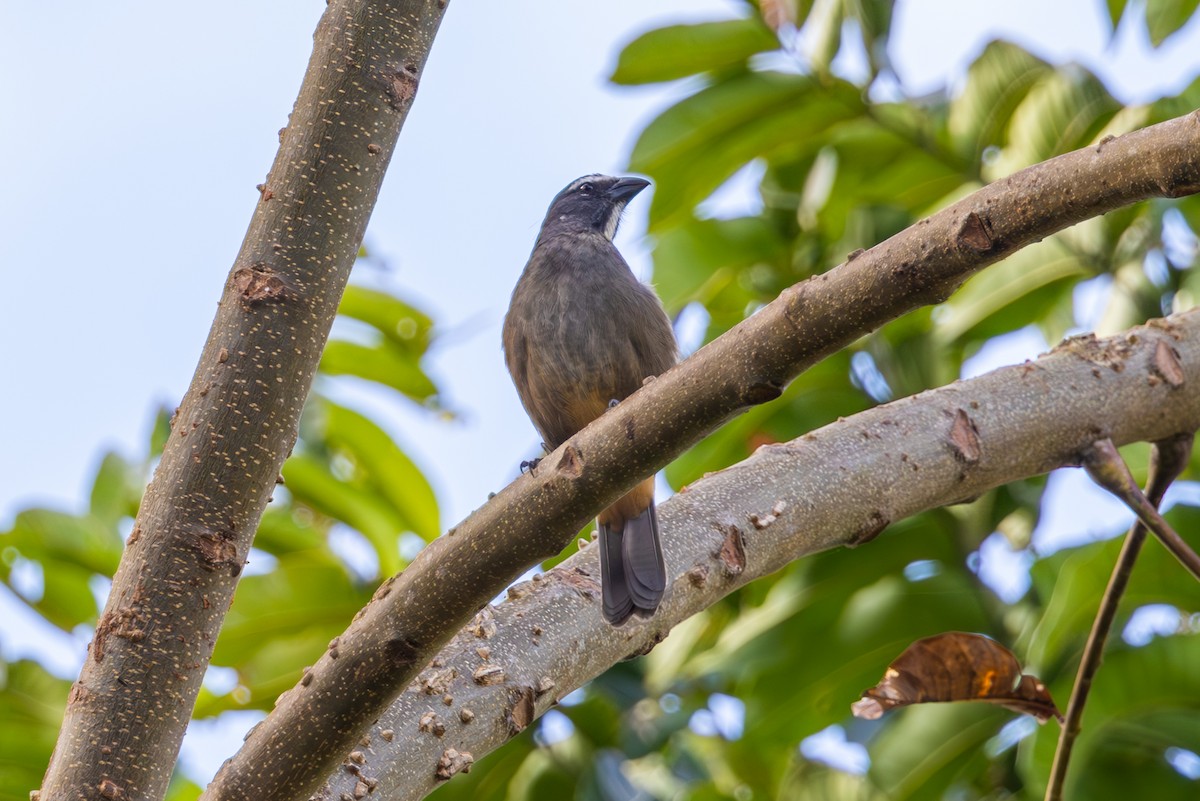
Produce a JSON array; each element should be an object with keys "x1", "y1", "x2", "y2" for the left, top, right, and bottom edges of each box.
[{"x1": 2, "y1": 0, "x2": 1199, "y2": 784}]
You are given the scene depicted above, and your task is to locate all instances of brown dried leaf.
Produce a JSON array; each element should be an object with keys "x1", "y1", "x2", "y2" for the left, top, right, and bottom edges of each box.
[{"x1": 851, "y1": 632, "x2": 1062, "y2": 723}]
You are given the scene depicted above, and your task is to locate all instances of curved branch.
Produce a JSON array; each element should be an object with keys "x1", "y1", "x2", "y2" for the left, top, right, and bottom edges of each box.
[
  {"x1": 319, "y1": 310, "x2": 1200, "y2": 800},
  {"x1": 208, "y1": 114, "x2": 1200, "y2": 801},
  {"x1": 37, "y1": 2, "x2": 448, "y2": 800}
]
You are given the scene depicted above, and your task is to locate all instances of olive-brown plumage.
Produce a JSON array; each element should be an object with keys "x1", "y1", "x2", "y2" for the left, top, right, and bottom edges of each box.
[{"x1": 503, "y1": 175, "x2": 677, "y2": 624}]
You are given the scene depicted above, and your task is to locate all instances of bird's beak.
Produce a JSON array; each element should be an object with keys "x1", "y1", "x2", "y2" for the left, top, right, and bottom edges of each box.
[{"x1": 606, "y1": 176, "x2": 650, "y2": 203}]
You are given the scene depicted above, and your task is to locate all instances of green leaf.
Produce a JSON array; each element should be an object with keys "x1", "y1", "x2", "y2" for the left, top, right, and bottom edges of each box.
[
  {"x1": 992, "y1": 65, "x2": 1120, "y2": 175},
  {"x1": 319, "y1": 340, "x2": 437, "y2": 403},
  {"x1": 205, "y1": 552, "x2": 370, "y2": 713},
  {"x1": 807, "y1": 0, "x2": 845, "y2": 74},
  {"x1": 652, "y1": 216, "x2": 788, "y2": 313},
  {"x1": 164, "y1": 776, "x2": 202, "y2": 801},
  {"x1": 3, "y1": 509, "x2": 123, "y2": 577},
  {"x1": 0, "y1": 660, "x2": 71, "y2": 801},
  {"x1": 252, "y1": 507, "x2": 327, "y2": 556},
  {"x1": 337, "y1": 285, "x2": 432, "y2": 356},
  {"x1": 1022, "y1": 506, "x2": 1200, "y2": 673},
  {"x1": 1148, "y1": 74, "x2": 1200, "y2": 123},
  {"x1": 1020, "y1": 634, "x2": 1200, "y2": 800},
  {"x1": 949, "y1": 41, "x2": 1051, "y2": 161},
  {"x1": 782, "y1": 758, "x2": 889, "y2": 801},
  {"x1": 0, "y1": 508, "x2": 122, "y2": 630},
  {"x1": 1106, "y1": 0, "x2": 1129, "y2": 31},
  {"x1": 933, "y1": 237, "x2": 1089, "y2": 345},
  {"x1": 318, "y1": 401, "x2": 439, "y2": 541},
  {"x1": 611, "y1": 18, "x2": 780, "y2": 85},
  {"x1": 280, "y1": 455, "x2": 405, "y2": 575},
  {"x1": 88, "y1": 451, "x2": 139, "y2": 528},
  {"x1": 854, "y1": 0, "x2": 895, "y2": 75},
  {"x1": 149, "y1": 405, "x2": 173, "y2": 457},
  {"x1": 1144, "y1": 0, "x2": 1200, "y2": 47},
  {"x1": 630, "y1": 72, "x2": 864, "y2": 225},
  {"x1": 868, "y1": 703, "x2": 1012, "y2": 800}
]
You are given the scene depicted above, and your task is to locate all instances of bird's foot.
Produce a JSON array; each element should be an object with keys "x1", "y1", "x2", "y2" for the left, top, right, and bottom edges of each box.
[{"x1": 520, "y1": 457, "x2": 542, "y2": 474}]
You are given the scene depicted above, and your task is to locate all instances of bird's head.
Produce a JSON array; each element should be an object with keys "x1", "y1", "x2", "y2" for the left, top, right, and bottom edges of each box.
[{"x1": 539, "y1": 174, "x2": 650, "y2": 242}]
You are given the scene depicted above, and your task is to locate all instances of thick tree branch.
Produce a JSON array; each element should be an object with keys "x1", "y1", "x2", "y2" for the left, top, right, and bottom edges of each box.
[
  {"x1": 37, "y1": 2, "x2": 447, "y2": 800},
  {"x1": 210, "y1": 112, "x2": 1200, "y2": 801},
  {"x1": 317, "y1": 310, "x2": 1200, "y2": 800}
]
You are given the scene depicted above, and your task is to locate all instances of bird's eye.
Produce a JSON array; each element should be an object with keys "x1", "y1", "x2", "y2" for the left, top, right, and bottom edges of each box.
[{"x1": 578, "y1": 182, "x2": 594, "y2": 193}]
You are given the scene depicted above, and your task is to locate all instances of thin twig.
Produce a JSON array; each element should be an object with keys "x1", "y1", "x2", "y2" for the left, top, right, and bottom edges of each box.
[
  {"x1": 1081, "y1": 437, "x2": 1200, "y2": 580},
  {"x1": 1046, "y1": 433, "x2": 1195, "y2": 801}
]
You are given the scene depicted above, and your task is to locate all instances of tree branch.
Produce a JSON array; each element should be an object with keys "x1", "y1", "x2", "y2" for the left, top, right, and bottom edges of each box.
[
  {"x1": 315, "y1": 310, "x2": 1200, "y2": 800},
  {"x1": 208, "y1": 113, "x2": 1200, "y2": 801},
  {"x1": 37, "y1": 2, "x2": 447, "y2": 800},
  {"x1": 1080, "y1": 438, "x2": 1200, "y2": 579},
  {"x1": 1046, "y1": 434, "x2": 1193, "y2": 801}
]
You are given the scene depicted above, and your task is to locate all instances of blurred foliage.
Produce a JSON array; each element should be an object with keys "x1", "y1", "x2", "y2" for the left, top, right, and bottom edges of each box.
[
  {"x1": 4, "y1": 3, "x2": 1200, "y2": 801},
  {"x1": 0, "y1": 277, "x2": 442, "y2": 800}
]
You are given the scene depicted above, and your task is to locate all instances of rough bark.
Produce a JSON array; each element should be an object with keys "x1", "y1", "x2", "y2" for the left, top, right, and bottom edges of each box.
[
  {"x1": 207, "y1": 113, "x2": 1200, "y2": 801},
  {"x1": 36, "y1": 2, "x2": 447, "y2": 800},
  {"x1": 316, "y1": 309, "x2": 1200, "y2": 800}
]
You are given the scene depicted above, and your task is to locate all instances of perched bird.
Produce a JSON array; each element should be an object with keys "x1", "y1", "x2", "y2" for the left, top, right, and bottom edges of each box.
[{"x1": 503, "y1": 175, "x2": 678, "y2": 624}]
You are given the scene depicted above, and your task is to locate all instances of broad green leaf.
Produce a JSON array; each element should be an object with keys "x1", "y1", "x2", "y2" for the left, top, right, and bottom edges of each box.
[
  {"x1": 2, "y1": 508, "x2": 122, "y2": 578},
  {"x1": 1144, "y1": 0, "x2": 1200, "y2": 46},
  {"x1": 611, "y1": 18, "x2": 780, "y2": 85},
  {"x1": 675, "y1": 516, "x2": 991, "y2": 746},
  {"x1": 630, "y1": 72, "x2": 864, "y2": 225},
  {"x1": 252, "y1": 507, "x2": 327, "y2": 556},
  {"x1": 206, "y1": 552, "x2": 369, "y2": 711},
  {"x1": 652, "y1": 216, "x2": 788, "y2": 313},
  {"x1": 280, "y1": 454, "x2": 404, "y2": 575},
  {"x1": 933, "y1": 237, "x2": 1090, "y2": 345},
  {"x1": 992, "y1": 66, "x2": 1121, "y2": 176},
  {"x1": 337, "y1": 285, "x2": 432, "y2": 355},
  {"x1": 782, "y1": 758, "x2": 889, "y2": 801},
  {"x1": 1020, "y1": 634, "x2": 1200, "y2": 800},
  {"x1": 319, "y1": 339, "x2": 437, "y2": 402},
  {"x1": 0, "y1": 660, "x2": 71, "y2": 801},
  {"x1": 949, "y1": 41, "x2": 1051, "y2": 160},
  {"x1": 633, "y1": 71, "x2": 816, "y2": 173},
  {"x1": 88, "y1": 451, "x2": 140, "y2": 528},
  {"x1": 1022, "y1": 504, "x2": 1200, "y2": 673},
  {"x1": 317, "y1": 401, "x2": 439, "y2": 541},
  {"x1": 868, "y1": 703, "x2": 1012, "y2": 800}
]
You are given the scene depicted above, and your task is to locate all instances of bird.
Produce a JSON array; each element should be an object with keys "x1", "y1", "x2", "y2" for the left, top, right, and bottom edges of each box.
[{"x1": 503, "y1": 174, "x2": 678, "y2": 624}]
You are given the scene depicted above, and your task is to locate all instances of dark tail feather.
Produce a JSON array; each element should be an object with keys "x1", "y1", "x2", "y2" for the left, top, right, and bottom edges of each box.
[
  {"x1": 622, "y1": 504, "x2": 666, "y2": 612},
  {"x1": 598, "y1": 524, "x2": 634, "y2": 624}
]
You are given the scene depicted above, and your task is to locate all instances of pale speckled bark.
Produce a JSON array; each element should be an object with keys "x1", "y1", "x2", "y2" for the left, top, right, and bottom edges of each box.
[
  {"x1": 209, "y1": 113, "x2": 1200, "y2": 801},
  {"x1": 319, "y1": 310, "x2": 1200, "y2": 800},
  {"x1": 37, "y1": 2, "x2": 447, "y2": 801}
]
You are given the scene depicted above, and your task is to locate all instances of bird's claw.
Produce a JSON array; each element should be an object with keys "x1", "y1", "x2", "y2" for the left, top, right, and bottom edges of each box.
[{"x1": 520, "y1": 457, "x2": 542, "y2": 474}]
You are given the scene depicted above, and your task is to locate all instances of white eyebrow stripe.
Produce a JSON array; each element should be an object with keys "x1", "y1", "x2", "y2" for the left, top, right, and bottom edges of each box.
[{"x1": 565, "y1": 174, "x2": 607, "y2": 193}]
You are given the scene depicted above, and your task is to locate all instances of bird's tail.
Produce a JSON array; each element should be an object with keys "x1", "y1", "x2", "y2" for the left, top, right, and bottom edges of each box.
[{"x1": 598, "y1": 481, "x2": 666, "y2": 625}]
